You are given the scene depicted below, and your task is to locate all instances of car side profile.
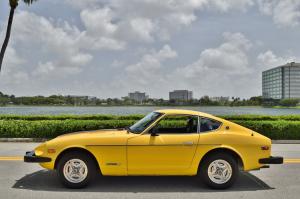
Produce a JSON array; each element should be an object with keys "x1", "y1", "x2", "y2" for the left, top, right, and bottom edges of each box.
[{"x1": 24, "y1": 109, "x2": 283, "y2": 189}]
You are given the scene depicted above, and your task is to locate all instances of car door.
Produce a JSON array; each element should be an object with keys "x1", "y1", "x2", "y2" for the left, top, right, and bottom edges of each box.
[{"x1": 127, "y1": 115, "x2": 200, "y2": 175}]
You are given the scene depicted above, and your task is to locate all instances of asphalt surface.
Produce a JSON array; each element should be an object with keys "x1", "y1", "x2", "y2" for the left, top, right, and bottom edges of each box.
[{"x1": 0, "y1": 143, "x2": 300, "y2": 199}]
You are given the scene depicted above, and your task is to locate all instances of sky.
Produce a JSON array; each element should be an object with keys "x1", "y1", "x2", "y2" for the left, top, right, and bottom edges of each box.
[{"x1": 0, "y1": 0, "x2": 300, "y2": 99}]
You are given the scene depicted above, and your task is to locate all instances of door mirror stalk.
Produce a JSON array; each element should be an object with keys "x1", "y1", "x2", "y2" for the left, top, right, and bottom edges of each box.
[{"x1": 150, "y1": 128, "x2": 159, "y2": 136}]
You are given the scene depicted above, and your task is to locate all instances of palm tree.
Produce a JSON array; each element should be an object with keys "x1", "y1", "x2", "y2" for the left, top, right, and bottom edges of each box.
[{"x1": 0, "y1": 0, "x2": 37, "y2": 72}]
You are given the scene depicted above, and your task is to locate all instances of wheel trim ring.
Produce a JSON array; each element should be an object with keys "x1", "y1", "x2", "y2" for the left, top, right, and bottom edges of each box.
[
  {"x1": 63, "y1": 158, "x2": 88, "y2": 183},
  {"x1": 207, "y1": 159, "x2": 232, "y2": 184}
]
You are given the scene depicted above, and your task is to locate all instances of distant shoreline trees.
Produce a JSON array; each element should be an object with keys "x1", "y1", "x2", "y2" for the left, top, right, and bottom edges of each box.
[{"x1": 1, "y1": 91, "x2": 298, "y2": 107}]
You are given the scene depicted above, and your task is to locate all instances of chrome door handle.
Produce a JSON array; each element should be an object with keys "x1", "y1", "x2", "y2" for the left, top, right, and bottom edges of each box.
[{"x1": 182, "y1": 141, "x2": 193, "y2": 146}]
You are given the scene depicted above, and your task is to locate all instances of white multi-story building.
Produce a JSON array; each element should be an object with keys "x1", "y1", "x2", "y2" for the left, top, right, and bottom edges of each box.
[
  {"x1": 128, "y1": 91, "x2": 148, "y2": 102},
  {"x1": 210, "y1": 96, "x2": 230, "y2": 102},
  {"x1": 169, "y1": 90, "x2": 193, "y2": 101},
  {"x1": 262, "y1": 62, "x2": 300, "y2": 99}
]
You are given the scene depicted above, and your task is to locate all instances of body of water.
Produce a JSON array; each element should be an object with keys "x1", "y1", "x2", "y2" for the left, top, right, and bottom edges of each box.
[{"x1": 0, "y1": 106, "x2": 299, "y2": 115}]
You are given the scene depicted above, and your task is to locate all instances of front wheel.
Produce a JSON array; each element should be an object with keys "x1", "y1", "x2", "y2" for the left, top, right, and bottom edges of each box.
[
  {"x1": 198, "y1": 153, "x2": 238, "y2": 189},
  {"x1": 57, "y1": 152, "x2": 96, "y2": 188}
]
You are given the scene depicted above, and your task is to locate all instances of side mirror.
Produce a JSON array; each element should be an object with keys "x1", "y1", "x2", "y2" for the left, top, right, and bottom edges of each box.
[
  {"x1": 151, "y1": 132, "x2": 159, "y2": 136},
  {"x1": 150, "y1": 127, "x2": 159, "y2": 136}
]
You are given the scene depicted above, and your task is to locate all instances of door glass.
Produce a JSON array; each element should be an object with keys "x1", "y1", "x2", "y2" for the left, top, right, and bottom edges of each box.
[{"x1": 151, "y1": 115, "x2": 198, "y2": 134}]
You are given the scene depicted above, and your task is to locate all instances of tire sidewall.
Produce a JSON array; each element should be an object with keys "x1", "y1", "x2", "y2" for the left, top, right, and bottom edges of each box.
[
  {"x1": 199, "y1": 153, "x2": 238, "y2": 189},
  {"x1": 57, "y1": 152, "x2": 96, "y2": 189}
]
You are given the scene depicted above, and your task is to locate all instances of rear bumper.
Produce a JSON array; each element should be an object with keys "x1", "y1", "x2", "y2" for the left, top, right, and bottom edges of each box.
[
  {"x1": 259, "y1": 156, "x2": 283, "y2": 164},
  {"x1": 24, "y1": 151, "x2": 51, "y2": 163}
]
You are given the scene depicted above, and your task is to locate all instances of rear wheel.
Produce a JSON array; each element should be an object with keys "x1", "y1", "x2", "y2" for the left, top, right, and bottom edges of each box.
[
  {"x1": 57, "y1": 152, "x2": 96, "y2": 188},
  {"x1": 198, "y1": 153, "x2": 238, "y2": 189}
]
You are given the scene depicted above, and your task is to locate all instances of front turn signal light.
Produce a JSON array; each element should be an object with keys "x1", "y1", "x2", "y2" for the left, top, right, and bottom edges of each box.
[{"x1": 47, "y1": 149, "x2": 56, "y2": 153}]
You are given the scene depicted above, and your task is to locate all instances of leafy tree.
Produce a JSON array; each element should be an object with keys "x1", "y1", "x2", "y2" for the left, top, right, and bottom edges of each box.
[
  {"x1": 279, "y1": 98, "x2": 299, "y2": 107},
  {"x1": 0, "y1": 0, "x2": 37, "y2": 71},
  {"x1": 199, "y1": 95, "x2": 210, "y2": 105}
]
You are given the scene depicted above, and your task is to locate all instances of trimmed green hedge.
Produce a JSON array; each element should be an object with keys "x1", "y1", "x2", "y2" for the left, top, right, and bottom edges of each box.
[
  {"x1": 0, "y1": 120, "x2": 136, "y2": 138},
  {"x1": 1, "y1": 114, "x2": 300, "y2": 121},
  {"x1": 222, "y1": 115, "x2": 300, "y2": 121},
  {"x1": 233, "y1": 120, "x2": 300, "y2": 140},
  {"x1": 0, "y1": 118, "x2": 300, "y2": 139},
  {"x1": 0, "y1": 114, "x2": 144, "y2": 121}
]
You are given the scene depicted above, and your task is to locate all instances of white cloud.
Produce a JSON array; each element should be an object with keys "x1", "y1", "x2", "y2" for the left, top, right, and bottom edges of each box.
[
  {"x1": 257, "y1": 0, "x2": 300, "y2": 27},
  {"x1": 10, "y1": 11, "x2": 93, "y2": 75},
  {"x1": 0, "y1": 46, "x2": 30, "y2": 86},
  {"x1": 1, "y1": 10, "x2": 130, "y2": 80},
  {"x1": 129, "y1": 18, "x2": 155, "y2": 42},
  {"x1": 61, "y1": 0, "x2": 300, "y2": 30},
  {"x1": 1, "y1": 46, "x2": 25, "y2": 68},
  {"x1": 207, "y1": 0, "x2": 254, "y2": 12},
  {"x1": 125, "y1": 45, "x2": 177, "y2": 80},
  {"x1": 79, "y1": 7, "x2": 126, "y2": 50},
  {"x1": 61, "y1": 0, "x2": 255, "y2": 43},
  {"x1": 257, "y1": 50, "x2": 297, "y2": 69},
  {"x1": 32, "y1": 61, "x2": 83, "y2": 78},
  {"x1": 32, "y1": 62, "x2": 55, "y2": 76},
  {"x1": 110, "y1": 32, "x2": 256, "y2": 98},
  {"x1": 96, "y1": 45, "x2": 178, "y2": 97},
  {"x1": 80, "y1": 8, "x2": 117, "y2": 36},
  {"x1": 177, "y1": 32, "x2": 252, "y2": 78},
  {"x1": 165, "y1": 32, "x2": 255, "y2": 97},
  {"x1": 257, "y1": 0, "x2": 274, "y2": 15},
  {"x1": 2, "y1": 0, "x2": 300, "y2": 98},
  {"x1": 63, "y1": 0, "x2": 101, "y2": 9},
  {"x1": 70, "y1": 53, "x2": 93, "y2": 66}
]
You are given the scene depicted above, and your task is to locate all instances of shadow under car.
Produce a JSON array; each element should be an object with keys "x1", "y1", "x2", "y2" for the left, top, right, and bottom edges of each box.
[{"x1": 12, "y1": 170, "x2": 273, "y2": 192}]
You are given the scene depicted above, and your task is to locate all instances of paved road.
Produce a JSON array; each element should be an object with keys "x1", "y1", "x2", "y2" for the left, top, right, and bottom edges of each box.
[{"x1": 0, "y1": 143, "x2": 300, "y2": 199}]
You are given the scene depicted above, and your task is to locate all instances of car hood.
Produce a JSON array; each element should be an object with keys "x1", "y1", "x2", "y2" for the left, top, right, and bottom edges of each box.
[
  {"x1": 45, "y1": 129, "x2": 130, "y2": 146},
  {"x1": 35, "y1": 129, "x2": 130, "y2": 158}
]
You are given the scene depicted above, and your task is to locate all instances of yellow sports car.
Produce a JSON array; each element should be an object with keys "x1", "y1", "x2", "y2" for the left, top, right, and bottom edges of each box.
[{"x1": 24, "y1": 109, "x2": 283, "y2": 189}]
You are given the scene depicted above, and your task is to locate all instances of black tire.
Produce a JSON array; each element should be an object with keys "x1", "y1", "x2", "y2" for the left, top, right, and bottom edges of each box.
[
  {"x1": 57, "y1": 151, "x2": 96, "y2": 188},
  {"x1": 198, "y1": 153, "x2": 238, "y2": 189}
]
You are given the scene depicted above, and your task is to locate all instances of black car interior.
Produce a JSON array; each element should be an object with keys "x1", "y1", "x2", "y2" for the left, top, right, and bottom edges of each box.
[{"x1": 151, "y1": 116, "x2": 198, "y2": 134}]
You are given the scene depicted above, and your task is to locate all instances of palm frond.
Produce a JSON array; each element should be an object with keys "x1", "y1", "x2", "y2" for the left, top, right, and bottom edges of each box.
[{"x1": 23, "y1": 0, "x2": 38, "y2": 5}]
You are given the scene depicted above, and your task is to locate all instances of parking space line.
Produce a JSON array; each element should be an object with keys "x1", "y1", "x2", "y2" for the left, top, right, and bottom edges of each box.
[
  {"x1": 284, "y1": 159, "x2": 300, "y2": 163},
  {"x1": 0, "y1": 156, "x2": 23, "y2": 161}
]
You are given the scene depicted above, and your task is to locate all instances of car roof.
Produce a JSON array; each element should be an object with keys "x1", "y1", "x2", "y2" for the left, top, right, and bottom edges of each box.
[{"x1": 155, "y1": 109, "x2": 216, "y2": 118}]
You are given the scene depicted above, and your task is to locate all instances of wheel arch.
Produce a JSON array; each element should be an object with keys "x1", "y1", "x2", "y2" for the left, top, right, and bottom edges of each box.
[
  {"x1": 54, "y1": 147, "x2": 101, "y2": 174},
  {"x1": 198, "y1": 147, "x2": 244, "y2": 172}
]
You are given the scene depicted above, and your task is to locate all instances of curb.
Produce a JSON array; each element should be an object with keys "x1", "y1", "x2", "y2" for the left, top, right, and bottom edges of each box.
[
  {"x1": 0, "y1": 138, "x2": 300, "y2": 144},
  {"x1": 272, "y1": 140, "x2": 300, "y2": 144}
]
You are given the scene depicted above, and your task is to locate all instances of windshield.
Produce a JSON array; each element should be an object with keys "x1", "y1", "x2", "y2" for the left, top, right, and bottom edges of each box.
[{"x1": 129, "y1": 112, "x2": 162, "y2": 134}]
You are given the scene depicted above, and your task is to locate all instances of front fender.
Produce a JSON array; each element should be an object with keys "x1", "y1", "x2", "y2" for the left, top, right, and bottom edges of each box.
[{"x1": 39, "y1": 144, "x2": 94, "y2": 170}]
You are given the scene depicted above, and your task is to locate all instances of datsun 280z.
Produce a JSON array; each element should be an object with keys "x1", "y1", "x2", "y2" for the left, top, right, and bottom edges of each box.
[{"x1": 24, "y1": 109, "x2": 283, "y2": 189}]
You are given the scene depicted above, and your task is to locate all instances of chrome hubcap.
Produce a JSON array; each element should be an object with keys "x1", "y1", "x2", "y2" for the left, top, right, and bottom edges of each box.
[
  {"x1": 207, "y1": 159, "x2": 232, "y2": 184},
  {"x1": 63, "y1": 159, "x2": 88, "y2": 183}
]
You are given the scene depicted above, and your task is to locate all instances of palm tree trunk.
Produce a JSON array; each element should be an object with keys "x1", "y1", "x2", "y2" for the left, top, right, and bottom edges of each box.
[{"x1": 0, "y1": 7, "x2": 15, "y2": 72}]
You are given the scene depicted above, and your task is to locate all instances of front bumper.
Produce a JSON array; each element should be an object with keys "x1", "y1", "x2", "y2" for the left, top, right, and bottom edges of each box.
[
  {"x1": 24, "y1": 151, "x2": 51, "y2": 163},
  {"x1": 259, "y1": 156, "x2": 283, "y2": 164}
]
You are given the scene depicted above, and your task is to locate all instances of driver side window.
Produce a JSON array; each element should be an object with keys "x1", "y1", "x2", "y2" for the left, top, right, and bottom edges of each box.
[{"x1": 151, "y1": 115, "x2": 199, "y2": 134}]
